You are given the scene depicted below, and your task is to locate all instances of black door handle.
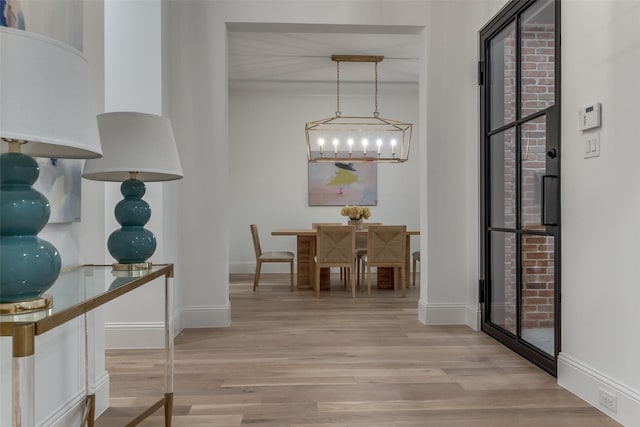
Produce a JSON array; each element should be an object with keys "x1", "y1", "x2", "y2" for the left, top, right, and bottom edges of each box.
[
  {"x1": 547, "y1": 148, "x2": 557, "y2": 159},
  {"x1": 542, "y1": 175, "x2": 559, "y2": 226}
]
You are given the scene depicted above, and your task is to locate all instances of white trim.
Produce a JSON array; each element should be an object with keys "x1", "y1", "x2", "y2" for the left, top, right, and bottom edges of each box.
[
  {"x1": 36, "y1": 370, "x2": 108, "y2": 427},
  {"x1": 36, "y1": 389, "x2": 84, "y2": 427},
  {"x1": 558, "y1": 352, "x2": 640, "y2": 427},
  {"x1": 105, "y1": 321, "x2": 165, "y2": 349},
  {"x1": 182, "y1": 302, "x2": 231, "y2": 328},
  {"x1": 93, "y1": 370, "x2": 110, "y2": 419},
  {"x1": 466, "y1": 302, "x2": 481, "y2": 331},
  {"x1": 418, "y1": 300, "x2": 478, "y2": 329}
]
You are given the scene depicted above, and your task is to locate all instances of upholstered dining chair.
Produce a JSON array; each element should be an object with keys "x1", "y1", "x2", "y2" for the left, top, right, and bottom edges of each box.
[
  {"x1": 250, "y1": 224, "x2": 295, "y2": 291},
  {"x1": 362, "y1": 225, "x2": 407, "y2": 297},
  {"x1": 412, "y1": 250, "x2": 421, "y2": 286},
  {"x1": 314, "y1": 225, "x2": 357, "y2": 297}
]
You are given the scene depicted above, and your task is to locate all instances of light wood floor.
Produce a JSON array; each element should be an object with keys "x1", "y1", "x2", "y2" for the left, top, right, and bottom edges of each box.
[{"x1": 96, "y1": 273, "x2": 620, "y2": 426}]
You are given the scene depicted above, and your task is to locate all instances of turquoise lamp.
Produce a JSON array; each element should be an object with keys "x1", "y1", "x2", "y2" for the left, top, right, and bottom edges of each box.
[
  {"x1": 82, "y1": 112, "x2": 183, "y2": 270},
  {"x1": 0, "y1": 28, "x2": 102, "y2": 313}
]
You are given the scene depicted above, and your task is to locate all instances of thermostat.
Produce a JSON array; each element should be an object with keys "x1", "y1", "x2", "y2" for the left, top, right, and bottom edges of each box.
[{"x1": 578, "y1": 102, "x2": 601, "y2": 131}]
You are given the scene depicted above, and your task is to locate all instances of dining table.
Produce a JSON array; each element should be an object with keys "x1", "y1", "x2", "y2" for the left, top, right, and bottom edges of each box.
[{"x1": 272, "y1": 227, "x2": 420, "y2": 291}]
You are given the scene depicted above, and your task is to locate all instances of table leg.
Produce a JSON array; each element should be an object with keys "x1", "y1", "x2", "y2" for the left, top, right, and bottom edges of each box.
[
  {"x1": 83, "y1": 395, "x2": 95, "y2": 427},
  {"x1": 295, "y1": 235, "x2": 313, "y2": 289},
  {"x1": 405, "y1": 234, "x2": 411, "y2": 287},
  {"x1": 164, "y1": 275, "x2": 174, "y2": 426},
  {"x1": 12, "y1": 323, "x2": 35, "y2": 427},
  {"x1": 83, "y1": 311, "x2": 96, "y2": 427}
]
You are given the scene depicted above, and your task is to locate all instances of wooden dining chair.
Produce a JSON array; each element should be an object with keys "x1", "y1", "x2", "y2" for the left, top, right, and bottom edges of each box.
[
  {"x1": 412, "y1": 250, "x2": 420, "y2": 286},
  {"x1": 314, "y1": 225, "x2": 357, "y2": 297},
  {"x1": 312, "y1": 222, "x2": 347, "y2": 284},
  {"x1": 250, "y1": 224, "x2": 295, "y2": 291},
  {"x1": 355, "y1": 222, "x2": 382, "y2": 289},
  {"x1": 362, "y1": 225, "x2": 407, "y2": 297}
]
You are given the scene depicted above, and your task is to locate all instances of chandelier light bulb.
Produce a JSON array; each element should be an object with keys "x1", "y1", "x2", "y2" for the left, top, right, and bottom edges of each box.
[
  {"x1": 333, "y1": 138, "x2": 339, "y2": 154},
  {"x1": 391, "y1": 139, "x2": 397, "y2": 155},
  {"x1": 318, "y1": 138, "x2": 325, "y2": 154},
  {"x1": 347, "y1": 138, "x2": 354, "y2": 154},
  {"x1": 362, "y1": 138, "x2": 368, "y2": 155},
  {"x1": 376, "y1": 139, "x2": 383, "y2": 155}
]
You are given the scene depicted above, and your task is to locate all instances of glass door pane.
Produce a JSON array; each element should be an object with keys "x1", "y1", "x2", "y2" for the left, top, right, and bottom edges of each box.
[
  {"x1": 520, "y1": 0, "x2": 555, "y2": 118},
  {"x1": 489, "y1": 22, "x2": 516, "y2": 131},
  {"x1": 490, "y1": 231, "x2": 517, "y2": 335},
  {"x1": 521, "y1": 116, "x2": 547, "y2": 230},
  {"x1": 521, "y1": 234, "x2": 555, "y2": 356},
  {"x1": 490, "y1": 128, "x2": 516, "y2": 229}
]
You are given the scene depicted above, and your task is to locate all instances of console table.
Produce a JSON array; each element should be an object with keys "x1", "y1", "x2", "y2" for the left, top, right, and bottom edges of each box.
[{"x1": 0, "y1": 264, "x2": 174, "y2": 427}]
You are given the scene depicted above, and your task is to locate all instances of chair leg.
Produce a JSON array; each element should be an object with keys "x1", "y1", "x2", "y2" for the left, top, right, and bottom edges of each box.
[
  {"x1": 412, "y1": 258, "x2": 417, "y2": 286},
  {"x1": 314, "y1": 264, "x2": 320, "y2": 297},
  {"x1": 253, "y1": 261, "x2": 262, "y2": 291},
  {"x1": 401, "y1": 267, "x2": 407, "y2": 297},
  {"x1": 289, "y1": 261, "x2": 294, "y2": 291},
  {"x1": 350, "y1": 266, "x2": 356, "y2": 298},
  {"x1": 367, "y1": 265, "x2": 372, "y2": 297}
]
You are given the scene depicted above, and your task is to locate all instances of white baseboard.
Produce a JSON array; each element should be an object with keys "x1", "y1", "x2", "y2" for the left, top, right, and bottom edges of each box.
[
  {"x1": 105, "y1": 321, "x2": 165, "y2": 349},
  {"x1": 182, "y1": 302, "x2": 231, "y2": 328},
  {"x1": 418, "y1": 299, "x2": 479, "y2": 330},
  {"x1": 37, "y1": 371, "x2": 109, "y2": 427},
  {"x1": 94, "y1": 370, "x2": 110, "y2": 419},
  {"x1": 558, "y1": 352, "x2": 640, "y2": 427},
  {"x1": 466, "y1": 302, "x2": 481, "y2": 331}
]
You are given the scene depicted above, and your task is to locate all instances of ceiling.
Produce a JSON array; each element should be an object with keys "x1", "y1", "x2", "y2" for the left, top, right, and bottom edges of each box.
[{"x1": 227, "y1": 24, "x2": 421, "y2": 85}]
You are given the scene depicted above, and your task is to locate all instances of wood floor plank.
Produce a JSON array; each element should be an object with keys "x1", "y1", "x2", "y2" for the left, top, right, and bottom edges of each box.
[{"x1": 96, "y1": 274, "x2": 620, "y2": 426}]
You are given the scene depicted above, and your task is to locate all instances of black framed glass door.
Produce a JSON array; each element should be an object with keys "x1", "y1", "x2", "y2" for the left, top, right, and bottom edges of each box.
[{"x1": 479, "y1": 0, "x2": 560, "y2": 376}]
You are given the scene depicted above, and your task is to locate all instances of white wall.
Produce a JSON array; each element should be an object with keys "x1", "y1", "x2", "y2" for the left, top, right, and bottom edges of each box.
[
  {"x1": 558, "y1": 1, "x2": 640, "y2": 425},
  {"x1": 101, "y1": 0, "x2": 181, "y2": 349},
  {"x1": 419, "y1": 0, "x2": 504, "y2": 328},
  {"x1": 228, "y1": 83, "x2": 420, "y2": 274}
]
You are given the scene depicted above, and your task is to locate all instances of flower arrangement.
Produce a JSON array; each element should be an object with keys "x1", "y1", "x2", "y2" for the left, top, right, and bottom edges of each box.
[{"x1": 340, "y1": 205, "x2": 372, "y2": 221}]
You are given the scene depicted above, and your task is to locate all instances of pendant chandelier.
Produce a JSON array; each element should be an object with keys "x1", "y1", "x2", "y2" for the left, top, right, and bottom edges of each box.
[{"x1": 305, "y1": 55, "x2": 412, "y2": 163}]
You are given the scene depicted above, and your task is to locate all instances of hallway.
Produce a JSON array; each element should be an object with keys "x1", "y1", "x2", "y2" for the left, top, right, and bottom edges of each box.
[{"x1": 97, "y1": 274, "x2": 619, "y2": 426}]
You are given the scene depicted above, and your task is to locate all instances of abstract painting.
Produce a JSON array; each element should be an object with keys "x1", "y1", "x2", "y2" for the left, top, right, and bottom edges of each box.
[
  {"x1": 308, "y1": 157, "x2": 377, "y2": 206},
  {"x1": 33, "y1": 158, "x2": 82, "y2": 223}
]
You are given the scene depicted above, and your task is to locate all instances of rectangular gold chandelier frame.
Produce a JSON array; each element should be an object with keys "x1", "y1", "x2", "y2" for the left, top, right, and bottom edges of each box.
[{"x1": 305, "y1": 55, "x2": 413, "y2": 163}]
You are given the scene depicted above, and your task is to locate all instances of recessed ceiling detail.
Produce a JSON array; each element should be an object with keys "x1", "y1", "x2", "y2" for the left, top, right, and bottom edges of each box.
[{"x1": 227, "y1": 30, "x2": 420, "y2": 84}]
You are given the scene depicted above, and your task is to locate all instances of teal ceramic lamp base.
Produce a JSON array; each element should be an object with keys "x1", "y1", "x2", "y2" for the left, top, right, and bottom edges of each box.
[
  {"x1": 0, "y1": 147, "x2": 61, "y2": 309},
  {"x1": 108, "y1": 177, "x2": 156, "y2": 268}
]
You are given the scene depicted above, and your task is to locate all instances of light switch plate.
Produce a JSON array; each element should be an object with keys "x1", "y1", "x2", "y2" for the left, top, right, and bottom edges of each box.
[{"x1": 584, "y1": 133, "x2": 600, "y2": 159}]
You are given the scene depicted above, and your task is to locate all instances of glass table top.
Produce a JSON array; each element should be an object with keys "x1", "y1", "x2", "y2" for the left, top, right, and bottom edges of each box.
[{"x1": 0, "y1": 264, "x2": 172, "y2": 334}]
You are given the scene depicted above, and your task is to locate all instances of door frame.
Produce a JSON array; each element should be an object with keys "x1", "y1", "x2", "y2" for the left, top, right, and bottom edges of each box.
[{"x1": 478, "y1": 0, "x2": 561, "y2": 376}]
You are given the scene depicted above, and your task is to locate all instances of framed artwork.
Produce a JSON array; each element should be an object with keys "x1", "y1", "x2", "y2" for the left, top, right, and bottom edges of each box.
[
  {"x1": 308, "y1": 157, "x2": 377, "y2": 206},
  {"x1": 33, "y1": 158, "x2": 82, "y2": 223}
]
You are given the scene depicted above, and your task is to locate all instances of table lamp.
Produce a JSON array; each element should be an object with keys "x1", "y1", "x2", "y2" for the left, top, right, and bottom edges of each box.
[
  {"x1": 82, "y1": 112, "x2": 183, "y2": 270},
  {"x1": 0, "y1": 28, "x2": 103, "y2": 313}
]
